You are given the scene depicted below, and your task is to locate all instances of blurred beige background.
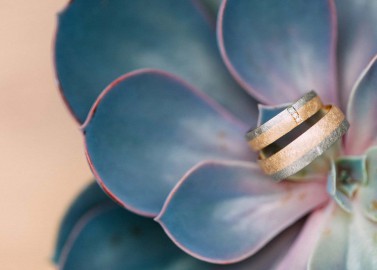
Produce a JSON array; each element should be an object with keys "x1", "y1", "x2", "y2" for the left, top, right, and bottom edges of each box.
[{"x1": 0, "y1": 1, "x2": 92, "y2": 269}]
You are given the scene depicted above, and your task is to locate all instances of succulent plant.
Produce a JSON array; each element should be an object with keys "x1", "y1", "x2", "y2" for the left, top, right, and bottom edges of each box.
[{"x1": 54, "y1": 0, "x2": 377, "y2": 269}]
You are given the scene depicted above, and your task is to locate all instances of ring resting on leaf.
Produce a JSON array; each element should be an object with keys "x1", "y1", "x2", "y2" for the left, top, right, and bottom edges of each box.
[{"x1": 246, "y1": 91, "x2": 350, "y2": 180}]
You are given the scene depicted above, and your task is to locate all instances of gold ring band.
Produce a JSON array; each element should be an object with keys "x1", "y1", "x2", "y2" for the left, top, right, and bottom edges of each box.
[
  {"x1": 258, "y1": 105, "x2": 349, "y2": 180},
  {"x1": 246, "y1": 91, "x2": 323, "y2": 151}
]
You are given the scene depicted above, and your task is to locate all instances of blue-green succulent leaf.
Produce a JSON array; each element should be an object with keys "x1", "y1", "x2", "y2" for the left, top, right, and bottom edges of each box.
[
  {"x1": 83, "y1": 70, "x2": 254, "y2": 217},
  {"x1": 326, "y1": 158, "x2": 368, "y2": 213},
  {"x1": 59, "y1": 204, "x2": 215, "y2": 270},
  {"x1": 336, "y1": 156, "x2": 366, "y2": 196},
  {"x1": 218, "y1": 0, "x2": 337, "y2": 105},
  {"x1": 157, "y1": 160, "x2": 327, "y2": 263},
  {"x1": 222, "y1": 220, "x2": 304, "y2": 270},
  {"x1": 359, "y1": 146, "x2": 377, "y2": 222},
  {"x1": 55, "y1": 0, "x2": 257, "y2": 124},
  {"x1": 327, "y1": 162, "x2": 352, "y2": 213},
  {"x1": 327, "y1": 167, "x2": 353, "y2": 213},
  {"x1": 256, "y1": 104, "x2": 289, "y2": 126},
  {"x1": 198, "y1": 0, "x2": 223, "y2": 19},
  {"x1": 335, "y1": 0, "x2": 377, "y2": 108},
  {"x1": 56, "y1": 186, "x2": 307, "y2": 269},
  {"x1": 53, "y1": 182, "x2": 108, "y2": 263},
  {"x1": 346, "y1": 55, "x2": 377, "y2": 155}
]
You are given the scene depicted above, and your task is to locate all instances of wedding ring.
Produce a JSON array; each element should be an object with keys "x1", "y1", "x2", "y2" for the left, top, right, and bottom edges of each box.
[
  {"x1": 259, "y1": 105, "x2": 349, "y2": 180},
  {"x1": 246, "y1": 91, "x2": 323, "y2": 151}
]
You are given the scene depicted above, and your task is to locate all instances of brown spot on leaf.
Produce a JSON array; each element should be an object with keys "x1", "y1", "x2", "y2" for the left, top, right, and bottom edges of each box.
[
  {"x1": 298, "y1": 192, "x2": 307, "y2": 201},
  {"x1": 281, "y1": 192, "x2": 293, "y2": 204},
  {"x1": 371, "y1": 200, "x2": 377, "y2": 211},
  {"x1": 220, "y1": 143, "x2": 229, "y2": 151},
  {"x1": 217, "y1": 131, "x2": 229, "y2": 150},
  {"x1": 131, "y1": 225, "x2": 142, "y2": 237},
  {"x1": 110, "y1": 233, "x2": 123, "y2": 247},
  {"x1": 284, "y1": 184, "x2": 294, "y2": 192},
  {"x1": 323, "y1": 227, "x2": 332, "y2": 236},
  {"x1": 217, "y1": 131, "x2": 227, "y2": 139}
]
